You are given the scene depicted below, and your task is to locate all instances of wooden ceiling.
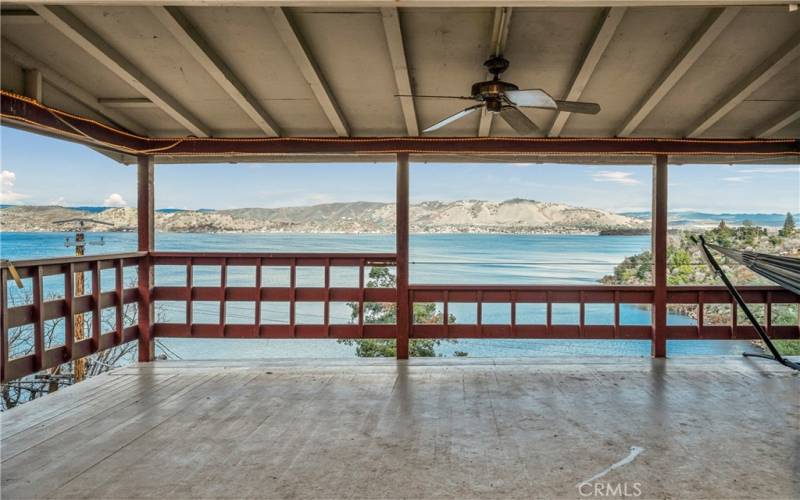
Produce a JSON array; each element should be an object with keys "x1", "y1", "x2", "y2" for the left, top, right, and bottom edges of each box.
[{"x1": 1, "y1": 1, "x2": 798, "y2": 163}]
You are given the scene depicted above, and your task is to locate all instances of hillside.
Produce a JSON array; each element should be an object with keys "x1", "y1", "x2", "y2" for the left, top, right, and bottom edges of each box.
[{"x1": 0, "y1": 199, "x2": 646, "y2": 234}]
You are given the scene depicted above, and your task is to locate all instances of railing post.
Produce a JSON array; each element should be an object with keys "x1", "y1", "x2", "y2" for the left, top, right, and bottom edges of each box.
[
  {"x1": 1, "y1": 268, "x2": 8, "y2": 383},
  {"x1": 396, "y1": 153, "x2": 410, "y2": 360},
  {"x1": 652, "y1": 154, "x2": 668, "y2": 358},
  {"x1": 137, "y1": 155, "x2": 155, "y2": 362}
]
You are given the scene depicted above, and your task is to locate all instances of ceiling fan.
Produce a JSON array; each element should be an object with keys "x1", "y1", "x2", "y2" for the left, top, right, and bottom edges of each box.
[{"x1": 410, "y1": 56, "x2": 601, "y2": 135}]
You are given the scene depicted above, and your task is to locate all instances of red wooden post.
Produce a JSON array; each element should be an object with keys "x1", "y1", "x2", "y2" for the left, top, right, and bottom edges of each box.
[
  {"x1": 0, "y1": 269, "x2": 6, "y2": 383},
  {"x1": 652, "y1": 155, "x2": 668, "y2": 357},
  {"x1": 137, "y1": 155, "x2": 155, "y2": 362},
  {"x1": 64, "y1": 264, "x2": 74, "y2": 362},
  {"x1": 396, "y1": 153, "x2": 410, "y2": 359},
  {"x1": 91, "y1": 260, "x2": 101, "y2": 349},
  {"x1": 220, "y1": 260, "x2": 227, "y2": 336},
  {"x1": 33, "y1": 266, "x2": 44, "y2": 372},
  {"x1": 115, "y1": 259, "x2": 124, "y2": 345}
]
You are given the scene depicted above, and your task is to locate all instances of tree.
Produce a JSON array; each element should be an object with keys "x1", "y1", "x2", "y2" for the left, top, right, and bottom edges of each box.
[
  {"x1": 779, "y1": 212, "x2": 795, "y2": 237},
  {"x1": 337, "y1": 267, "x2": 460, "y2": 357}
]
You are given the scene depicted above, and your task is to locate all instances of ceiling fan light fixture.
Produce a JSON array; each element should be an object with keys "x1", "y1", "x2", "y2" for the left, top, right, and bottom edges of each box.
[
  {"x1": 486, "y1": 99, "x2": 503, "y2": 113},
  {"x1": 415, "y1": 55, "x2": 602, "y2": 134}
]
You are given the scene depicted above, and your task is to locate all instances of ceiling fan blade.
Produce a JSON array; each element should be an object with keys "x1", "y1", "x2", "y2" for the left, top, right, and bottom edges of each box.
[
  {"x1": 499, "y1": 106, "x2": 539, "y2": 135},
  {"x1": 505, "y1": 89, "x2": 557, "y2": 109},
  {"x1": 396, "y1": 94, "x2": 475, "y2": 100},
  {"x1": 555, "y1": 100, "x2": 601, "y2": 115},
  {"x1": 423, "y1": 104, "x2": 484, "y2": 133}
]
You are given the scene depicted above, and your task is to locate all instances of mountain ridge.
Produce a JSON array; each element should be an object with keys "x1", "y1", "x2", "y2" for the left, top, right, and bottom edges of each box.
[{"x1": 2, "y1": 199, "x2": 648, "y2": 234}]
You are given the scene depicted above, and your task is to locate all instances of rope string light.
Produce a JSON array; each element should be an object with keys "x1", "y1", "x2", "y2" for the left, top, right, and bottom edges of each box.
[{"x1": 2, "y1": 89, "x2": 798, "y2": 158}]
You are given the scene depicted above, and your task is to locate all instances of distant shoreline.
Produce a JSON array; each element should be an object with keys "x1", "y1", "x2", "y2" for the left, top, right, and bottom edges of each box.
[
  {"x1": 0, "y1": 229, "x2": 652, "y2": 237},
  {"x1": 3, "y1": 202, "x2": 793, "y2": 234}
]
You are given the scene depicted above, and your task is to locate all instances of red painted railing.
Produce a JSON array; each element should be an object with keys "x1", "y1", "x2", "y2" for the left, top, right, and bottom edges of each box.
[
  {"x1": 2, "y1": 251, "x2": 799, "y2": 382},
  {"x1": 149, "y1": 251, "x2": 397, "y2": 339},
  {"x1": 410, "y1": 284, "x2": 800, "y2": 340},
  {"x1": 1, "y1": 252, "x2": 144, "y2": 382}
]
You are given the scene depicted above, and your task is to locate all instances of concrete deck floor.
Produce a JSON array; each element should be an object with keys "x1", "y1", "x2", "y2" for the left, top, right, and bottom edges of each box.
[{"x1": 1, "y1": 357, "x2": 798, "y2": 499}]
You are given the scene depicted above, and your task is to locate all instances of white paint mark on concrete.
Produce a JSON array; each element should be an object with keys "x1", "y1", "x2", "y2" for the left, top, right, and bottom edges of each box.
[{"x1": 577, "y1": 446, "x2": 644, "y2": 486}]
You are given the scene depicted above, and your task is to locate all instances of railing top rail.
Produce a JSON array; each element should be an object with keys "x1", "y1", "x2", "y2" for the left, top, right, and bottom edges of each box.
[
  {"x1": 1, "y1": 251, "x2": 146, "y2": 269},
  {"x1": 150, "y1": 251, "x2": 397, "y2": 260},
  {"x1": 667, "y1": 285, "x2": 790, "y2": 292},
  {"x1": 410, "y1": 284, "x2": 656, "y2": 291},
  {"x1": 410, "y1": 284, "x2": 792, "y2": 292}
]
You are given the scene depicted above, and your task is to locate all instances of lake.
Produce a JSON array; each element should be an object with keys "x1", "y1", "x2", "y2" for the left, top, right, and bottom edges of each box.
[{"x1": 0, "y1": 232, "x2": 755, "y2": 357}]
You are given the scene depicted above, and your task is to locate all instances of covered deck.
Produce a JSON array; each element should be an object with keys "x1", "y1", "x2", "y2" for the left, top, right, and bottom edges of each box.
[
  {"x1": 2, "y1": 357, "x2": 799, "y2": 499},
  {"x1": 1, "y1": 1, "x2": 800, "y2": 497}
]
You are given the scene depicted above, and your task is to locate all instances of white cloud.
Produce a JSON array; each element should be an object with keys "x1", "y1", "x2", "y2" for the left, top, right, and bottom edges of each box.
[
  {"x1": 592, "y1": 171, "x2": 640, "y2": 185},
  {"x1": 738, "y1": 166, "x2": 800, "y2": 174},
  {"x1": 103, "y1": 193, "x2": 128, "y2": 207},
  {"x1": 0, "y1": 170, "x2": 29, "y2": 203},
  {"x1": 722, "y1": 176, "x2": 750, "y2": 183},
  {"x1": 50, "y1": 196, "x2": 66, "y2": 206}
]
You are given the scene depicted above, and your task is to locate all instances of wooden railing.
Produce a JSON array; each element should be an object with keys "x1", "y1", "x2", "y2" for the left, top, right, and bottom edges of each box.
[
  {"x1": 666, "y1": 286, "x2": 800, "y2": 340},
  {"x1": 409, "y1": 284, "x2": 800, "y2": 340},
  {"x1": 2, "y1": 251, "x2": 799, "y2": 382},
  {"x1": 410, "y1": 285, "x2": 656, "y2": 339},
  {"x1": 149, "y1": 252, "x2": 397, "y2": 339},
  {"x1": 1, "y1": 252, "x2": 144, "y2": 382}
]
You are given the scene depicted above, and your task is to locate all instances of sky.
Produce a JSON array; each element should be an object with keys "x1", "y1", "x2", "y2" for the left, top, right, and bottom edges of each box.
[{"x1": 1, "y1": 126, "x2": 798, "y2": 213}]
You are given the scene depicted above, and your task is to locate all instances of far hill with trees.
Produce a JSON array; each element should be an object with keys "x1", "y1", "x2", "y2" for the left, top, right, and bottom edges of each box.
[{"x1": 603, "y1": 214, "x2": 800, "y2": 355}]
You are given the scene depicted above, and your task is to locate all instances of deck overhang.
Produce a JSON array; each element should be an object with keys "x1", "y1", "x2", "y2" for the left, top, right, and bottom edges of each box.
[
  {"x1": 2, "y1": 90, "x2": 798, "y2": 165},
  {"x1": 1, "y1": 1, "x2": 799, "y2": 165}
]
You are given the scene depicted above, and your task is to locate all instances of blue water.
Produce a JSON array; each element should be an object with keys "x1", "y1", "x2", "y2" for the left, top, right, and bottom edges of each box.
[{"x1": 1, "y1": 232, "x2": 755, "y2": 358}]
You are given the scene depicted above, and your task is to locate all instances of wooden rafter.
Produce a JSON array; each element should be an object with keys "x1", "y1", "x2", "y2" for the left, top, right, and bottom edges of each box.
[
  {"x1": 0, "y1": 10, "x2": 43, "y2": 24},
  {"x1": 23, "y1": 69, "x2": 43, "y2": 102},
  {"x1": 617, "y1": 7, "x2": 740, "y2": 137},
  {"x1": 478, "y1": 7, "x2": 512, "y2": 137},
  {"x1": 31, "y1": 5, "x2": 210, "y2": 137},
  {"x1": 150, "y1": 6, "x2": 281, "y2": 136},
  {"x1": 2, "y1": 38, "x2": 146, "y2": 134},
  {"x1": 548, "y1": 7, "x2": 625, "y2": 137},
  {"x1": 752, "y1": 106, "x2": 800, "y2": 138},
  {"x1": 381, "y1": 7, "x2": 418, "y2": 136},
  {"x1": 265, "y1": 7, "x2": 349, "y2": 137},
  {"x1": 687, "y1": 30, "x2": 800, "y2": 138},
  {"x1": 98, "y1": 98, "x2": 157, "y2": 109}
]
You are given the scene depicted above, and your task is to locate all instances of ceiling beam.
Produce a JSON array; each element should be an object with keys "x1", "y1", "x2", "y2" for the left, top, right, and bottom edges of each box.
[
  {"x1": 380, "y1": 7, "x2": 418, "y2": 136},
  {"x1": 2, "y1": 38, "x2": 146, "y2": 134},
  {"x1": 149, "y1": 6, "x2": 281, "y2": 136},
  {"x1": 98, "y1": 97, "x2": 157, "y2": 109},
  {"x1": 24, "y1": 69, "x2": 43, "y2": 101},
  {"x1": 91, "y1": 147, "x2": 136, "y2": 165},
  {"x1": 547, "y1": 7, "x2": 625, "y2": 137},
  {"x1": 687, "y1": 31, "x2": 800, "y2": 138},
  {"x1": 4, "y1": 1, "x2": 797, "y2": 7},
  {"x1": 0, "y1": 10, "x2": 44, "y2": 24},
  {"x1": 31, "y1": 5, "x2": 210, "y2": 137},
  {"x1": 478, "y1": 7, "x2": 512, "y2": 137},
  {"x1": 5, "y1": 89, "x2": 796, "y2": 158},
  {"x1": 617, "y1": 7, "x2": 740, "y2": 137},
  {"x1": 265, "y1": 6, "x2": 349, "y2": 137},
  {"x1": 752, "y1": 106, "x2": 800, "y2": 138}
]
